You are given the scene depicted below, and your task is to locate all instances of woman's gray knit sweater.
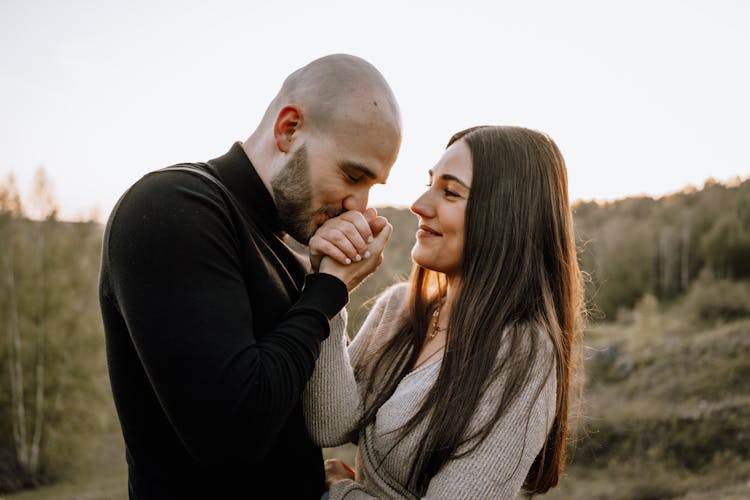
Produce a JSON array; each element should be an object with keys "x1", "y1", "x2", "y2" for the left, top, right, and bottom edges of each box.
[{"x1": 304, "y1": 283, "x2": 557, "y2": 499}]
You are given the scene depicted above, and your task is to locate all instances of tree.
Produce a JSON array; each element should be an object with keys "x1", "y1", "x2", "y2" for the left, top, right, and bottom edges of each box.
[
  {"x1": 700, "y1": 213, "x2": 750, "y2": 279},
  {"x1": 0, "y1": 169, "x2": 108, "y2": 491}
]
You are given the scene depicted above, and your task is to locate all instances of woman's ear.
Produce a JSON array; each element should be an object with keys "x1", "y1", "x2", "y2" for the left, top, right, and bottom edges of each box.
[{"x1": 273, "y1": 105, "x2": 303, "y2": 153}]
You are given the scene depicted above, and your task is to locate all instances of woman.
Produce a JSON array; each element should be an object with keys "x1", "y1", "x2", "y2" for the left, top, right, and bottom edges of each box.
[{"x1": 305, "y1": 126, "x2": 583, "y2": 499}]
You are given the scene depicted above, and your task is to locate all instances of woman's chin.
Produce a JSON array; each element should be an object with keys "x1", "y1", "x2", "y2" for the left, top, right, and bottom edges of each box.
[
  {"x1": 411, "y1": 248, "x2": 433, "y2": 271},
  {"x1": 410, "y1": 246, "x2": 423, "y2": 265}
]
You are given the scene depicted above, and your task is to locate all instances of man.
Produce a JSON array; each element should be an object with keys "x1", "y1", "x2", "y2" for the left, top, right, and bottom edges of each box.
[{"x1": 99, "y1": 54, "x2": 401, "y2": 499}]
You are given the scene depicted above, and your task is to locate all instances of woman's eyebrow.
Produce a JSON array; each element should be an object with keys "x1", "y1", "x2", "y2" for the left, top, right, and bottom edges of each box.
[{"x1": 439, "y1": 173, "x2": 470, "y2": 189}]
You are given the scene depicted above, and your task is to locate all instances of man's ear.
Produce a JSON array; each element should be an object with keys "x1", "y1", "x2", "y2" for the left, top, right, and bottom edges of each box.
[{"x1": 273, "y1": 105, "x2": 303, "y2": 153}]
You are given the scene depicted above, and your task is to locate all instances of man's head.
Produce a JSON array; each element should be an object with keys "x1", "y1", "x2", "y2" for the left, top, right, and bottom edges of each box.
[{"x1": 245, "y1": 54, "x2": 402, "y2": 243}]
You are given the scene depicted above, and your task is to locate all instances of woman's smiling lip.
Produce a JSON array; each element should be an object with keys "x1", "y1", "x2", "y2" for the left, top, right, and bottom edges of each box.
[{"x1": 417, "y1": 224, "x2": 442, "y2": 236}]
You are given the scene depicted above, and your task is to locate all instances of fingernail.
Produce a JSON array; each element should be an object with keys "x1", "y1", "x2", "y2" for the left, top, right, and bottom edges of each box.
[
  {"x1": 345, "y1": 258, "x2": 352, "y2": 265},
  {"x1": 367, "y1": 236, "x2": 374, "y2": 243},
  {"x1": 355, "y1": 254, "x2": 362, "y2": 262},
  {"x1": 364, "y1": 251, "x2": 371, "y2": 259}
]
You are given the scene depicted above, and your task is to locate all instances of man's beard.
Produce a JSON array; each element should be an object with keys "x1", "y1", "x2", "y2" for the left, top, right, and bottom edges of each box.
[{"x1": 271, "y1": 145, "x2": 340, "y2": 244}]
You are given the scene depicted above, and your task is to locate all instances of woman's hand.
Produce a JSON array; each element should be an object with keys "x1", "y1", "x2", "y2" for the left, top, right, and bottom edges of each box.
[
  {"x1": 325, "y1": 458, "x2": 356, "y2": 489},
  {"x1": 309, "y1": 208, "x2": 386, "y2": 270},
  {"x1": 318, "y1": 220, "x2": 392, "y2": 291}
]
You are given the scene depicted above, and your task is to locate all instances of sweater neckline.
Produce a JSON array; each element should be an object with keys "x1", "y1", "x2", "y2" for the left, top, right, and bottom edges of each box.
[{"x1": 406, "y1": 352, "x2": 442, "y2": 378}]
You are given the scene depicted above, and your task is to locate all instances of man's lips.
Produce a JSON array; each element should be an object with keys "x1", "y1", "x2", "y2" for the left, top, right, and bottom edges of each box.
[
  {"x1": 313, "y1": 210, "x2": 336, "y2": 226},
  {"x1": 418, "y1": 224, "x2": 442, "y2": 236}
]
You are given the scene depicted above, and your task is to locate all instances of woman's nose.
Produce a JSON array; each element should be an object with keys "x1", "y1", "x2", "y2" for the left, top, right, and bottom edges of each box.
[{"x1": 410, "y1": 190, "x2": 434, "y2": 218}]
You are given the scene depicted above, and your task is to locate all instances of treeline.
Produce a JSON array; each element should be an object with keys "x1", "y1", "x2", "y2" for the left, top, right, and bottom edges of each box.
[
  {"x1": 0, "y1": 171, "x2": 108, "y2": 492},
  {"x1": 574, "y1": 178, "x2": 750, "y2": 319}
]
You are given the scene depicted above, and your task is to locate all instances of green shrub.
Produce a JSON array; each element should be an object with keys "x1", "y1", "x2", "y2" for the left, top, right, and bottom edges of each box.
[{"x1": 681, "y1": 270, "x2": 750, "y2": 322}]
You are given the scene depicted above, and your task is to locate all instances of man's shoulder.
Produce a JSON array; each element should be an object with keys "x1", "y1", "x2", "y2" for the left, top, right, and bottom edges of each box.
[
  {"x1": 117, "y1": 163, "x2": 224, "y2": 210},
  {"x1": 104, "y1": 161, "x2": 235, "y2": 240},
  {"x1": 137, "y1": 162, "x2": 217, "y2": 192}
]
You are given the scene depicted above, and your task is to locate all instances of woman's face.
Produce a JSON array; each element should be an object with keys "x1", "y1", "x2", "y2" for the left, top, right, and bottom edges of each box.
[{"x1": 410, "y1": 139, "x2": 472, "y2": 279}]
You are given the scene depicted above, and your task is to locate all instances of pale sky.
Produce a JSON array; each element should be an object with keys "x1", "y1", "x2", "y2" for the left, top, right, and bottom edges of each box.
[{"x1": 1, "y1": 0, "x2": 748, "y2": 220}]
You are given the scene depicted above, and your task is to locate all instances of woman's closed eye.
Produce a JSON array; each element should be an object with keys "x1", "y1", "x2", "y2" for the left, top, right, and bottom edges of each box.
[{"x1": 426, "y1": 181, "x2": 462, "y2": 199}]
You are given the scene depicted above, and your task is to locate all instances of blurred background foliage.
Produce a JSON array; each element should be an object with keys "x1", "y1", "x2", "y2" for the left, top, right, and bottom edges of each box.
[
  {"x1": 0, "y1": 170, "x2": 119, "y2": 496},
  {"x1": 1, "y1": 172, "x2": 748, "y2": 498}
]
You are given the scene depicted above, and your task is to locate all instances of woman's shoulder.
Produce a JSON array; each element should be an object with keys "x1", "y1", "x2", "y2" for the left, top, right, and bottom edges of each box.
[
  {"x1": 377, "y1": 282, "x2": 411, "y2": 309},
  {"x1": 500, "y1": 323, "x2": 555, "y2": 367},
  {"x1": 350, "y1": 282, "x2": 411, "y2": 355},
  {"x1": 470, "y1": 325, "x2": 557, "y2": 428},
  {"x1": 480, "y1": 325, "x2": 557, "y2": 411},
  {"x1": 369, "y1": 282, "x2": 411, "y2": 329},
  {"x1": 529, "y1": 324, "x2": 556, "y2": 362}
]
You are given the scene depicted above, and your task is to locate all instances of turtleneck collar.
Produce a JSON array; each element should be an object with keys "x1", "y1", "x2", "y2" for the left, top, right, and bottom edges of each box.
[{"x1": 206, "y1": 142, "x2": 283, "y2": 235}]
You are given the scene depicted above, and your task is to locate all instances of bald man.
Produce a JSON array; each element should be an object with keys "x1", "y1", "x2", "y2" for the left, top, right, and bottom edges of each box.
[{"x1": 99, "y1": 55, "x2": 402, "y2": 499}]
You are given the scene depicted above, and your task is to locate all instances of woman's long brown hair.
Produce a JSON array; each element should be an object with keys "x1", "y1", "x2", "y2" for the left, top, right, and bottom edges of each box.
[{"x1": 354, "y1": 126, "x2": 583, "y2": 496}]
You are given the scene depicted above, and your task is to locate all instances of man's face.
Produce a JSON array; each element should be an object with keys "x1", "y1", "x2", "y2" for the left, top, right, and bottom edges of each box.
[{"x1": 273, "y1": 115, "x2": 401, "y2": 243}]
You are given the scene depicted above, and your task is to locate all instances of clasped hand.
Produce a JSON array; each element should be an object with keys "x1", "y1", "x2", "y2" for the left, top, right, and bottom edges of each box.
[
  {"x1": 324, "y1": 458, "x2": 356, "y2": 489},
  {"x1": 309, "y1": 208, "x2": 392, "y2": 291}
]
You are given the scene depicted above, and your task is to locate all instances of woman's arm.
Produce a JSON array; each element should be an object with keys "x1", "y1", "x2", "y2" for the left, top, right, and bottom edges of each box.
[
  {"x1": 302, "y1": 308, "x2": 360, "y2": 447},
  {"x1": 303, "y1": 285, "x2": 402, "y2": 447}
]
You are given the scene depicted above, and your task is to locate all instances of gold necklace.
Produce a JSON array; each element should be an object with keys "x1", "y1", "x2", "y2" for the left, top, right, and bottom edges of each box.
[{"x1": 429, "y1": 298, "x2": 446, "y2": 340}]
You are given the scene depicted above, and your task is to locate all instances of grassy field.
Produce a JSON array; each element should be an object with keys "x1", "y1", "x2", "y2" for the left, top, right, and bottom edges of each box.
[
  {"x1": 1, "y1": 429, "x2": 127, "y2": 500},
  {"x1": 543, "y1": 303, "x2": 750, "y2": 499},
  {"x1": 0, "y1": 470, "x2": 127, "y2": 500}
]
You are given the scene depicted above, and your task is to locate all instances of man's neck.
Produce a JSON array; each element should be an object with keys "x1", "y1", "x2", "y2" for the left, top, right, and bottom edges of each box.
[{"x1": 242, "y1": 136, "x2": 276, "y2": 200}]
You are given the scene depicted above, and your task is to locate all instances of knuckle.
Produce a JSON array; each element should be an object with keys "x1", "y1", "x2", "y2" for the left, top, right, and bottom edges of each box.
[{"x1": 332, "y1": 231, "x2": 348, "y2": 245}]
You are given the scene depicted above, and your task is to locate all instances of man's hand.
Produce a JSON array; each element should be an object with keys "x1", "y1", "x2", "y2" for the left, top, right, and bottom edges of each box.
[{"x1": 325, "y1": 458, "x2": 356, "y2": 489}]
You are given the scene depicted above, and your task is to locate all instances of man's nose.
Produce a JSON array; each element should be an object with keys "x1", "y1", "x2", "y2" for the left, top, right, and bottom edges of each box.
[{"x1": 343, "y1": 189, "x2": 369, "y2": 213}]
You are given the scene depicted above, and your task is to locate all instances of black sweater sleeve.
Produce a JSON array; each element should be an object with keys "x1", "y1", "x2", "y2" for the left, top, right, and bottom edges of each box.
[{"x1": 101, "y1": 171, "x2": 347, "y2": 466}]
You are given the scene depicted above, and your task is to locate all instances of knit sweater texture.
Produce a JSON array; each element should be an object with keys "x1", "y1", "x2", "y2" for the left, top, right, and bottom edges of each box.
[{"x1": 304, "y1": 283, "x2": 557, "y2": 499}]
